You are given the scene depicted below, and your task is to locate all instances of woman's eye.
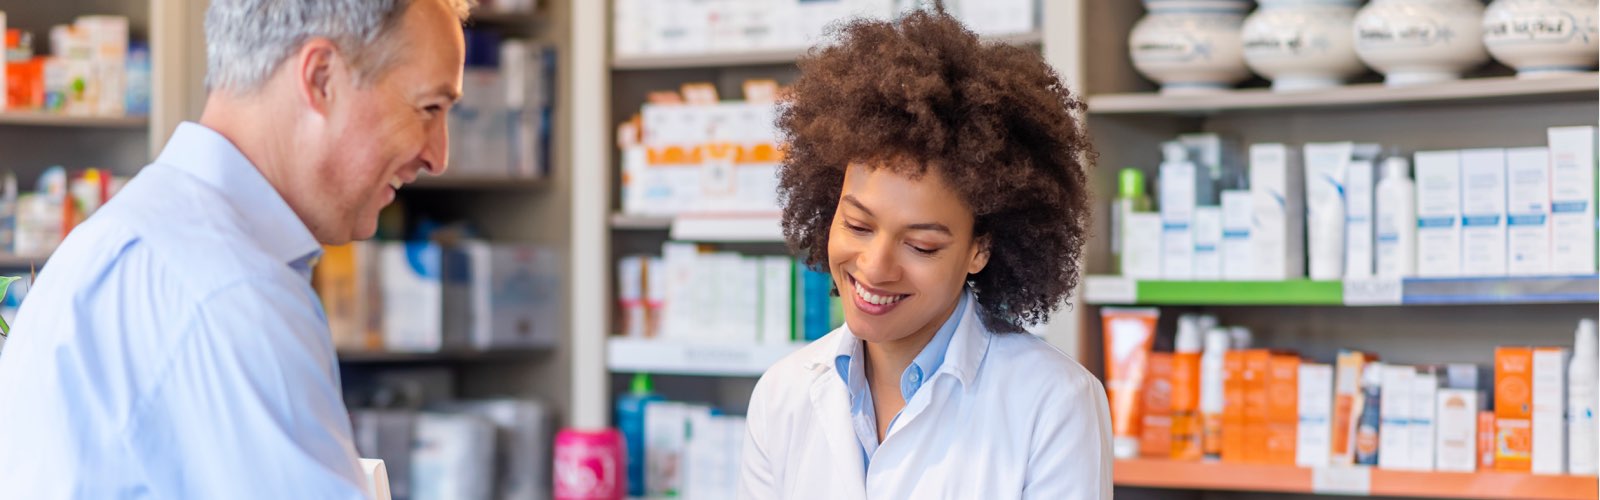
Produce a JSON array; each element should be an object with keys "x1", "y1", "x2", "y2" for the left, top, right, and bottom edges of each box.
[
  {"x1": 844, "y1": 222, "x2": 870, "y2": 234},
  {"x1": 910, "y1": 245, "x2": 938, "y2": 255}
]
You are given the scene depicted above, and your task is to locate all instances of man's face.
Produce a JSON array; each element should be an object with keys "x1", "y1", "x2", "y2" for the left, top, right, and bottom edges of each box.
[{"x1": 314, "y1": 0, "x2": 464, "y2": 244}]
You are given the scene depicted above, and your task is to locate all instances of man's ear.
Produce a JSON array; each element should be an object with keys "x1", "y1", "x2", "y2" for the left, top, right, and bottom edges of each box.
[
  {"x1": 295, "y1": 37, "x2": 346, "y2": 116},
  {"x1": 967, "y1": 235, "x2": 991, "y2": 275}
]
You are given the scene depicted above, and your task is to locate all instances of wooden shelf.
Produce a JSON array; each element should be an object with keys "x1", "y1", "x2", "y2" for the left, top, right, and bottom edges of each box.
[
  {"x1": 1087, "y1": 73, "x2": 1599, "y2": 116},
  {"x1": 336, "y1": 348, "x2": 548, "y2": 364},
  {"x1": 409, "y1": 175, "x2": 549, "y2": 190},
  {"x1": 469, "y1": 10, "x2": 543, "y2": 28},
  {"x1": 612, "y1": 31, "x2": 1043, "y2": 70},
  {"x1": 0, "y1": 112, "x2": 147, "y2": 129},
  {"x1": 1115, "y1": 458, "x2": 1597, "y2": 499}
]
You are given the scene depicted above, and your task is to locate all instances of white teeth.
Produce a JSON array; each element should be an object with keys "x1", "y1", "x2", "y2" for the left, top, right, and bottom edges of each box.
[
  {"x1": 389, "y1": 178, "x2": 403, "y2": 190},
  {"x1": 853, "y1": 280, "x2": 903, "y2": 306}
]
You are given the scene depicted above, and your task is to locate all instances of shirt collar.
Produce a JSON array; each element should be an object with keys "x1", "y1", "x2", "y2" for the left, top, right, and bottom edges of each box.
[
  {"x1": 833, "y1": 289, "x2": 972, "y2": 401},
  {"x1": 154, "y1": 122, "x2": 323, "y2": 271}
]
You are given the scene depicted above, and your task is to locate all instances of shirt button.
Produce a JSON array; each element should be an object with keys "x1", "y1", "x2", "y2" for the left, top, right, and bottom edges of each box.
[{"x1": 910, "y1": 371, "x2": 921, "y2": 383}]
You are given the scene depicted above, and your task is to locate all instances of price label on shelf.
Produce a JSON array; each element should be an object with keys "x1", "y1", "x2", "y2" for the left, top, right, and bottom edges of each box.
[
  {"x1": 1343, "y1": 277, "x2": 1402, "y2": 306},
  {"x1": 1085, "y1": 276, "x2": 1137, "y2": 304},
  {"x1": 1312, "y1": 466, "x2": 1371, "y2": 496}
]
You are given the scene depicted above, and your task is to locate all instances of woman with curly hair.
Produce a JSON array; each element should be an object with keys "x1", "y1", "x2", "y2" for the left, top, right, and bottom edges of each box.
[{"x1": 738, "y1": 8, "x2": 1112, "y2": 500}]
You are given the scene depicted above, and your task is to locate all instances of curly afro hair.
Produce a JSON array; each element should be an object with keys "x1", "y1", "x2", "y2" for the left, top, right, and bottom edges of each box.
[{"x1": 776, "y1": 8, "x2": 1095, "y2": 334}]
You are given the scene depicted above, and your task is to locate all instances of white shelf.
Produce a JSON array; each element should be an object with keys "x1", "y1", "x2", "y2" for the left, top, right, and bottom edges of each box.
[
  {"x1": 612, "y1": 31, "x2": 1043, "y2": 70},
  {"x1": 1087, "y1": 73, "x2": 1600, "y2": 115},
  {"x1": 0, "y1": 112, "x2": 148, "y2": 129},
  {"x1": 607, "y1": 337, "x2": 805, "y2": 377},
  {"x1": 610, "y1": 213, "x2": 786, "y2": 243},
  {"x1": 0, "y1": 253, "x2": 49, "y2": 270}
]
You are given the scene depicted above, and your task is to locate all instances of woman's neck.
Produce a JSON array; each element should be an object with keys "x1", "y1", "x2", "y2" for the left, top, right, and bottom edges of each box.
[{"x1": 861, "y1": 294, "x2": 962, "y2": 389}]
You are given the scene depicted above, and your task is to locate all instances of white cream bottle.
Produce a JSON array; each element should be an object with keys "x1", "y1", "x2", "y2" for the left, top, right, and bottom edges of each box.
[
  {"x1": 1375, "y1": 157, "x2": 1416, "y2": 278},
  {"x1": 1569, "y1": 319, "x2": 1598, "y2": 475}
]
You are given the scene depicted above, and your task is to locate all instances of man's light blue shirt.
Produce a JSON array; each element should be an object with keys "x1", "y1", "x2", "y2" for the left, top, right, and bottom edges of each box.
[
  {"x1": 0, "y1": 122, "x2": 368, "y2": 499},
  {"x1": 834, "y1": 290, "x2": 967, "y2": 470}
]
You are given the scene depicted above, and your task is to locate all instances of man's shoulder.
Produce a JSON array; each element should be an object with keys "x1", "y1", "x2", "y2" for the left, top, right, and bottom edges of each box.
[{"x1": 49, "y1": 165, "x2": 288, "y2": 297}]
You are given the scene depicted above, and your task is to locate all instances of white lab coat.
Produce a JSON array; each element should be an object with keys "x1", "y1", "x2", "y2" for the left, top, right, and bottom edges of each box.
[{"x1": 739, "y1": 292, "x2": 1114, "y2": 499}]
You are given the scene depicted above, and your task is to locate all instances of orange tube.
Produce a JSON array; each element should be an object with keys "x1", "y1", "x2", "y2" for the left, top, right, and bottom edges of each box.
[{"x1": 1103, "y1": 307, "x2": 1159, "y2": 459}]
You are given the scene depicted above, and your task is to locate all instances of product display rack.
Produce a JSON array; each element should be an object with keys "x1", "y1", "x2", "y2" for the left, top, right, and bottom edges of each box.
[
  {"x1": 0, "y1": 113, "x2": 148, "y2": 128},
  {"x1": 1067, "y1": 1, "x2": 1600, "y2": 499},
  {"x1": 607, "y1": 337, "x2": 805, "y2": 377}
]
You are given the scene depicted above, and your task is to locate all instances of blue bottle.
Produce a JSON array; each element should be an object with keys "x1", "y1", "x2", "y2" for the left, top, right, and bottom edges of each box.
[{"x1": 616, "y1": 373, "x2": 662, "y2": 497}]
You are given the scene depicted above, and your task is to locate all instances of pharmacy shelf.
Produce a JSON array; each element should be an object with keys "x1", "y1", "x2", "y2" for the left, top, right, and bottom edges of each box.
[
  {"x1": 410, "y1": 175, "x2": 550, "y2": 190},
  {"x1": 1087, "y1": 73, "x2": 1600, "y2": 116},
  {"x1": 1082, "y1": 275, "x2": 1600, "y2": 306},
  {"x1": 336, "y1": 348, "x2": 549, "y2": 364},
  {"x1": 609, "y1": 213, "x2": 785, "y2": 243},
  {"x1": 0, "y1": 112, "x2": 148, "y2": 129},
  {"x1": 611, "y1": 31, "x2": 1044, "y2": 70},
  {"x1": 1114, "y1": 458, "x2": 1597, "y2": 500},
  {"x1": 610, "y1": 213, "x2": 672, "y2": 230},
  {"x1": 469, "y1": 10, "x2": 544, "y2": 28},
  {"x1": 607, "y1": 337, "x2": 805, "y2": 377}
]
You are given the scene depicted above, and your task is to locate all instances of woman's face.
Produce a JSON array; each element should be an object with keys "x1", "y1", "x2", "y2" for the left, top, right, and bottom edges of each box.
[{"x1": 828, "y1": 162, "x2": 989, "y2": 344}]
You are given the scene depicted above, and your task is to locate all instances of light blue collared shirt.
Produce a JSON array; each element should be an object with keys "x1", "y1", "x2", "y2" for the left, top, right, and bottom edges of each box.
[
  {"x1": 834, "y1": 290, "x2": 967, "y2": 469},
  {"x1": 0, "y1": 122, "x2": 367, "y2": 499}
]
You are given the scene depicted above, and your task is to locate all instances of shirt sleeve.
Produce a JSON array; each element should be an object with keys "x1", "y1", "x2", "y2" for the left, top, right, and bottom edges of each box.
[
  {"x1": 122, "y1": 278, "x2": 369, "y2": 500},
  {"x1": 737, "y1": 375, "x2": 780, "y2": 500},
  {"x1": 1022, "y1": 371, "x2": 1115, "y2": 500}
]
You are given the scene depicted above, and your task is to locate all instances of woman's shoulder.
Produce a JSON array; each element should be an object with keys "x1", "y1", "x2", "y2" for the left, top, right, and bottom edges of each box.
[
  {"x1": 751, "y1": 328, "x2": 849, "y2": 401},
  {"x1": 982, "y1": 332, "x2": 1105, "y2": 400}
]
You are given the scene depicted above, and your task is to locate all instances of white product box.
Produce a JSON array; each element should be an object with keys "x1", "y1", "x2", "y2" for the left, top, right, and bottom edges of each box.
[
  {"x1": 1304, "y1": 143, "x2": 1352, "y2": 280},
  {"x1": 1181, "y1": 133, "x2": 1227, "y2": 204},
  {"x1": 645, "y1": 401, "x2": 695, "y2": 496},
  {"x1": 1124, "y1": 212, "x2": 1164, "y2": 279},
  {"x1": 1460, "y1": 149, "x2": 1509, "y2": 277},
  {"x1": 1410, "y1": 369, "x2": 1440, "y2": 470},
  {"x1": 1506, "y1": 147, "x2": 1553, "y2": 275},
  {"x1": 461, "y1": 242, "x2": 562, "y2": 350},
  {"x1": 1533, "y1": 347, "x2": 1571, "y2": 475},
  {"x1": 434, "y1": 399, "x2": 553, "y2": 500},
  {"x1": 759, "y1": 256, "x2": 793, "y2": 345},
  {"x1": 1297, "y1": 363, "x2": 1335, "y2": 467},
  {"x1": 381, "y1": 242, "x2": 444, "y2": 352},
  {"x1": 1161, "y1": 159, "x2": 1198, "y2": 279},
  {"x1": 1346, "y1": 159, "x2": 1377, "y2": 278},
  {"x1": 1436, "y1": 388, "x2": 1481, "y2": 472},
  {"x1": 660, "y1": 242, "x2": 701, "y2": 340},
  {"x1": 1249, "y1": 144, "x2": 1306, "y2": 279},
  {"x1": 619, "y1": 256, "x2": 647, "y2": 338},
  {"x1": 1221, "y1": 190, "x2": 1254, "y2": 280},
  {"x1": 1415, "y1": 151, "x2": 1464, "y2": 277},
  {"x1": 1548, "y1": 126, "x2": 1597, "y2": 274},
  {"x1": 1193, "y1": 207, "x2": 1223, "y2": 280},
  {"x1": 412, "y1": 412, "x2": 496, "y2": 500},
  {"x1": 1379, "y1": 364, "x2": 1414, "y2": 470}
]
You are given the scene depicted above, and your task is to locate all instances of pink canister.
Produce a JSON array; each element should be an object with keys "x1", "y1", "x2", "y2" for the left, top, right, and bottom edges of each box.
[{"x1": 553, "y1": 428, "x2": 625, "y2": 500}]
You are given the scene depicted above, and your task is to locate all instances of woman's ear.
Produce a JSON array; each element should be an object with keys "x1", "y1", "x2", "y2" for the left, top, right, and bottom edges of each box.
[{"x1": 967, "y1": 235, "x2": 991, "y2": 275}]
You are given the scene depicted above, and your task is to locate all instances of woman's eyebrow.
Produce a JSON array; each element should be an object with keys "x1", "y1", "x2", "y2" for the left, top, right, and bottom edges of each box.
[{"x1": 843, "y1": 195, "x2": 952, "y2": 235}]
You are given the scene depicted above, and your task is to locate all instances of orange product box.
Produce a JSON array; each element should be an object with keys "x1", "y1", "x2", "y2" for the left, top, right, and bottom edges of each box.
[
  {"x1": 1243, "y1": 349, "x2": 1272, "y2": 463},
  {"x1": 1140, "y1": 353, "x2": 1175, "y2": 458},
  {"x1": 1222, "y1": 350, "x2": 1248, "y2": 462},
  {"x1": 1494, "y1": 346, "x2": 1533, "y2": 472},
  {"x1": 1266, "y1": 354, "x2": 1301, "y2": 465},
  {"x1": 1330, "y1": 350, "x2": 1374, "y2": 465},
  {"x1": 1478, "y1": 411, "x2": 1497, "y2": 470},
  {"x1": 1170, "y1": 351, "x2": 1203, "y2": 460}
]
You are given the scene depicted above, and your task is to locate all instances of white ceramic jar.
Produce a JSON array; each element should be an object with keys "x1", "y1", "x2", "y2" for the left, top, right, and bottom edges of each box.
[
  {"x1": 1129, "y1": 0, "x2": 1255, "y2": 94},
  {"x1": 1242, "y1": 0, "x2": 1367, "y2": 91},
  {"x1": 1353, "y1": 0, "x2": 1491, "y2": 86},
  {"x1": 1483, "y1": 0, "x2": 1600, "y2": 77}
]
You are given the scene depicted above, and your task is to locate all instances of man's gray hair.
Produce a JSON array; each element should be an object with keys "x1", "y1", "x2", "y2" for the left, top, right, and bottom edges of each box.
[{"x1": 205, "y1": 0, "x2": 474, "y2": 93}]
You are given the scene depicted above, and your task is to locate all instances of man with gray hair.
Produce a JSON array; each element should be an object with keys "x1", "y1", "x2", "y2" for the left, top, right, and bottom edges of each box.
[{"x1": 0, "y1": 0, "x2": 472, "y2": 497}]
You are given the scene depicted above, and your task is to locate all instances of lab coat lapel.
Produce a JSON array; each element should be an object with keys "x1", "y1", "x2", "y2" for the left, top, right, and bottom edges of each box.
[
  {"x1": 889, "y1": 290, "x2": 990, "y2": 437},
  {"x1": 806, "y1": 352, "x2": 868, "y2": 499}
]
